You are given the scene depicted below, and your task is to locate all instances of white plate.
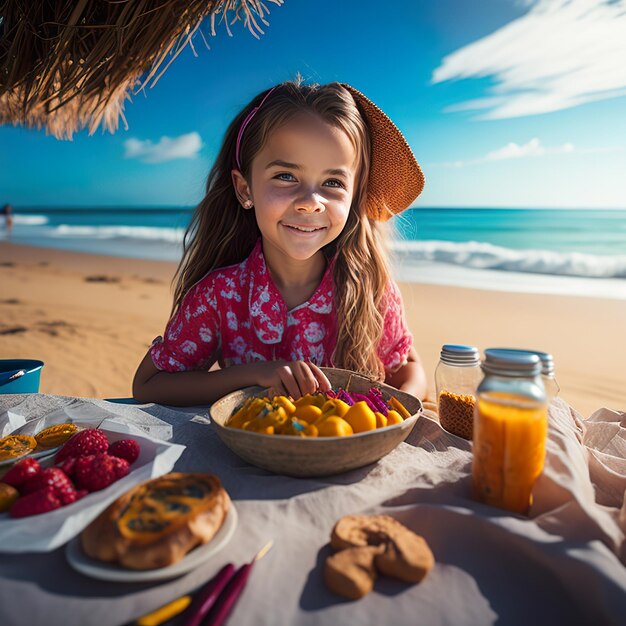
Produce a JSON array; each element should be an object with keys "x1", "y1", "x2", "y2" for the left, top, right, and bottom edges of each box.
[{"x1": 65, "y1": 504, "x2": 238, "y2": 582}]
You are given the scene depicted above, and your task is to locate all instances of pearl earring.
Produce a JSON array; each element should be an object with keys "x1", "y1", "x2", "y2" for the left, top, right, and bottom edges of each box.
[{"x1": 244, "y1": 200, "x2": 253, "y2": 209}]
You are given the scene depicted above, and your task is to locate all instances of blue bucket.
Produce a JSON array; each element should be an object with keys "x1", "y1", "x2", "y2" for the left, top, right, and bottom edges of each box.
[{"x1": 0, "y1": 360, "x2": 44, "y2": 394}]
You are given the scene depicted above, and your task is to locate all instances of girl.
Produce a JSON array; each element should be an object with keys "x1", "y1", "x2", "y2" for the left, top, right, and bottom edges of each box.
[{"x1": 133, "y1": 79, "x2": 427, "y2": 406}]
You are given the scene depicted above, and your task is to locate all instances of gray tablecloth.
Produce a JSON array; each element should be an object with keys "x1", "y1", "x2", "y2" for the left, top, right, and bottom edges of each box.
[{"x1": 0, "y1": 394, "x2": 624, "y2": 626}]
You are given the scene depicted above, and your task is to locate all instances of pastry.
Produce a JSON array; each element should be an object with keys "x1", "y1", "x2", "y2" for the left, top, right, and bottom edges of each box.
[
  {"x1": 0, "y1": 434, "x2": 37, "y2": 463},
  {"x1": 80, "y1": 473, "x2": 230, "y2": 570},
  {"x1": 35, "y1": 423, "x2": 78, "y2": 448}
]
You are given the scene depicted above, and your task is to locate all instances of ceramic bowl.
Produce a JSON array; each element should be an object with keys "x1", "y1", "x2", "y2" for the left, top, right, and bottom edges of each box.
[{"x1": 209, "y1": 367, "x2": 422, "y2": 477}]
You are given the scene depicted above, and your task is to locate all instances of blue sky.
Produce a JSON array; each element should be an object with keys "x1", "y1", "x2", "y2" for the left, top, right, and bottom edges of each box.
[{"x1": 1, "y1": 0, "x2": 625, "y2": 209}]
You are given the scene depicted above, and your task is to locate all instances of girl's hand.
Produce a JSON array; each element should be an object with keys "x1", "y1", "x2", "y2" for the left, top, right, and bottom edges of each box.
[{"x1": 255, "y1": 360, "x2": 332, "y2": 400}]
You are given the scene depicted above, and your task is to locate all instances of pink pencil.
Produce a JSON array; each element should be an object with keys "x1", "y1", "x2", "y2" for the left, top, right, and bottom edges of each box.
[
  {"x1": 180, "y1": 541, "x2": 273, "y2": 626},
  {"x1": 203, "y1": 541, "x2": 274, "y2": 626}
]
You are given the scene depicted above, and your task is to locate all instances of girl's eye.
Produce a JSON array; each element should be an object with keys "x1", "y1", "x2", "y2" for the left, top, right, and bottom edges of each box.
[
  {"x1": 275, "y1": 173, "x2": 296, "y2": 181},
  {"x1": 324, "y1": 179, "x2": 345, "y2": 189}
]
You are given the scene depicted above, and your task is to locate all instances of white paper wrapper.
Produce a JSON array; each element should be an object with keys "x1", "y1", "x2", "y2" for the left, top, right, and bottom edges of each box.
[
  {"x1": 0, "y1": 418, "x2": 185, "y2": 553},
  {"x1": 1, "y1": 411, "x2": 26, "y2": 437},
  {"x1": 4, "y1": 401, "x2": 173, "y2": 442}
]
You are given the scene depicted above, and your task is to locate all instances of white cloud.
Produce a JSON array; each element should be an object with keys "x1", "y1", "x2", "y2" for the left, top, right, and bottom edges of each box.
[
  {"x1": 485, "y1": 138, "x2": 573, "y2": 160},
  {"x1": 124, "y1": 132, "x2": 203, "y2": 163},
  {"x1": 432, "y1": 0, "x2": 626, "y2": 119},
  {"x1": 433, "y1": 138, "x2": 621, "y2": 168}
]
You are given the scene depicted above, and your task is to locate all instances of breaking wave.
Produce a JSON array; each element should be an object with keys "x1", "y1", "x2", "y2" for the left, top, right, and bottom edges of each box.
[{"x1": 391, "y1": 240, "x2": 626, "y2": 279}]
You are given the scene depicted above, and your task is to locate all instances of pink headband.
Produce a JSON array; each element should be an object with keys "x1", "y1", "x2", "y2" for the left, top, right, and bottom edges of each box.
[{"x1": 235, "y1": 86, "x2": 277, "y2": 170}]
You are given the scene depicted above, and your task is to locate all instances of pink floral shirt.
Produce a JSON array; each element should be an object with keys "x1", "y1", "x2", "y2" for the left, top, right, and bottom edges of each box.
[{"x1": 150, "y1": 239, "x2": 412, "y2": 374}]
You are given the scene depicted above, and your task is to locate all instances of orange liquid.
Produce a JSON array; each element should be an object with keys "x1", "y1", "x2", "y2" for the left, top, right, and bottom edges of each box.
[{"x1": 472, "y1": 392, "x2": 547, "y2": 514}]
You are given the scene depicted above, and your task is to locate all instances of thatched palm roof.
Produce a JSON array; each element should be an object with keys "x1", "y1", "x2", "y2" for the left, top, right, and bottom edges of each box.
[{"x1": 0, "y1": 1, "x2": 283, "y2": 139}]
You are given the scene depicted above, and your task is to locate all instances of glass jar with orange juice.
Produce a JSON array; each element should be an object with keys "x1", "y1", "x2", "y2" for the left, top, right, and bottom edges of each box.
[{"x1": 472, "y1": 349, "x2": 548, "y2": 515}]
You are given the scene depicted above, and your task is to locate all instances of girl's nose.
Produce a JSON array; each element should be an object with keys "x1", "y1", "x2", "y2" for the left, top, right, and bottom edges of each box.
[{"x1": 296, "y1": 192, "x2": 325, "y2": 213}]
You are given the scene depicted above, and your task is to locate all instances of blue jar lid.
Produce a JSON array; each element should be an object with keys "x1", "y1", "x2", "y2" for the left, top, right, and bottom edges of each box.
[
  {"x1": 482, "y1": 348, "x2": 541, "y2": 377},
  {"x1": 440, "y1": 344, "x2": 480, "y2": 366},
  {"x1": 488, "y1": 347, "x2": 554, "y2": 376}
]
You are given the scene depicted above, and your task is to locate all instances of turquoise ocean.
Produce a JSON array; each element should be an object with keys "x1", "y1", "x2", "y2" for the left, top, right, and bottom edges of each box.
[{"x1": 3, "y1": 208, "x2": 625, "y2": 299}]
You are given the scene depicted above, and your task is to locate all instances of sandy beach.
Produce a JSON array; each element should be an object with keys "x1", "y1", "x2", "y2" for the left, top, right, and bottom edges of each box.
[{"x1": 0, "y1": 241, "x2": 623, "y2": 417}]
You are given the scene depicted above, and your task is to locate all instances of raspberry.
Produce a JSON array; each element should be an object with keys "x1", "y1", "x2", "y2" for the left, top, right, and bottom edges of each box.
[
  {"x1": 22, "y1": 467, "x2": 75, "y2": 499},
  {"x1": 10, "y1": 487, "x2": 62, "y2": 518},
  {"x1": 55, "y1": 429, "x2": 108, "y2": 463},
  {"x1": 111, "y1": 456, "x2": 130, "y2": 479},
  {"x1": 45, "y1": 470, "x2": 78, "y2": 506},
  {"x1": 2, "y1": 458, "x2": 41, "y2": 488},
  {"x1": 74, "y1": 453, "x2": 129, "y2": 492},
  {"x1": 58, "y1": 486, "x2": 79, "y2": 506},
  {"x1": 56, "y1": 456, "x2": 77, "y2": 478},
  {"x1": 108, "y1": 439, "x2": 140, "y2": 464}
]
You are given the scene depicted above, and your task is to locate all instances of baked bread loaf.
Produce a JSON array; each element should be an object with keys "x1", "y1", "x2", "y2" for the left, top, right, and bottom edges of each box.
[
  {"x1": 81, "y1": 472, "x2": 230, "y2": 570},
  {"x1": 325, "y1": 514, "x2": 435, "y2": 599}
]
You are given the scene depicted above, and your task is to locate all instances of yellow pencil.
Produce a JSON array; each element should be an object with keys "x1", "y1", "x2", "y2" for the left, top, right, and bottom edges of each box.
[{"x1": 135, "y1": 595, "x2": 192, "y2": 626}]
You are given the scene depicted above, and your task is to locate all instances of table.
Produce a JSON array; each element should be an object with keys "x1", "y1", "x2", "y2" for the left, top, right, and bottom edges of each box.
[{"x1": 0, "y1": 393, "x2": 625, "y2": 626}]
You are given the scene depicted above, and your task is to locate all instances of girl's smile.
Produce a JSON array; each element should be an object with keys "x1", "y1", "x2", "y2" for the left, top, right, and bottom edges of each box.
[{"x1": 281, "y1": 223, "x2": 327, "y2": 235}]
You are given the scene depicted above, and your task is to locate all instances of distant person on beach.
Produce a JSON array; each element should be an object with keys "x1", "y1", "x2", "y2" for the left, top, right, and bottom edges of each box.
[
  {"x1": 133, "y1": 78, "x2": 427, "y2": 406},
  {"x1": 1, "y1": 204, "x2": 13, "y2": 236}
]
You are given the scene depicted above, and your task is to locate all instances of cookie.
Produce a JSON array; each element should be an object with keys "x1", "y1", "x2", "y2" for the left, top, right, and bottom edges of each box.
[
  {"x1": 324, "y1": 545, "x2": 383, "y2": 600},
  {"x1": 325, "y1": 514, "x2": 435, "y2": 598}
]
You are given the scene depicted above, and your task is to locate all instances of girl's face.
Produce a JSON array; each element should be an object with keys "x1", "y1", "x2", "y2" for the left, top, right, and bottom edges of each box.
[{"x1": 239, "y1": 113, "x2": 358, "y2": 263}]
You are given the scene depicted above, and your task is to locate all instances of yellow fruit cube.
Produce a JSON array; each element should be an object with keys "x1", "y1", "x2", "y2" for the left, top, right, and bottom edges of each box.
[
  {"x1": 386, "y1": 410, "x2": 403, "y2": 425},
  {"x1": 374, "y1": 412, "x2": 388, "y2": 428},
  {"x1": 343, "y1": 401, "x2": 377, "y2": 433},
  {"x1": 293, "y1": 404, "x2": 323, "y2": 424},
  {"x1": 317, "y1": 416, "x2": 354, "y2": 437}
]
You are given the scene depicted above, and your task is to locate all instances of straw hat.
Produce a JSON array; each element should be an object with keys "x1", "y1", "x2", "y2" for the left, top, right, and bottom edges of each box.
[{"x1": 341, "y1": 84, "x2": 425, "y2": 221}]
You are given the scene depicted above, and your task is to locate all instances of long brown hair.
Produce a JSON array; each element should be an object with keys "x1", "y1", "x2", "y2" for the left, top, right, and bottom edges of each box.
[{"x1": 172, "y1": 78, "x2": 392, "y2": 380}]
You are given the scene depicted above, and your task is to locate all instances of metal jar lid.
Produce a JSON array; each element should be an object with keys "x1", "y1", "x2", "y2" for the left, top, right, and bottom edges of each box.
[
  {"x1": 440, "y1": 344, "x2": 480, "y2": 367},
  {"x1": 482, "y1": 348, "x2": 542, "y2": 377},
  {"x1": 488, "y1": 347, "x2": 554, "y2": 376}
]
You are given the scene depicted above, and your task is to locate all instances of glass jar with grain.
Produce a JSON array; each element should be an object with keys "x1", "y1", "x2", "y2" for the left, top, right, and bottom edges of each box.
[{"x1": 435, "y1": 344, "x2": 481, "y2": 439}]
